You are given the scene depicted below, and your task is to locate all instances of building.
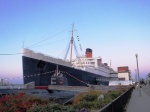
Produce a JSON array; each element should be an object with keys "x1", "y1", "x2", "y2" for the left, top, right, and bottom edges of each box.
[
  {"x1": 109, "y1": 66, "x2": 132, "y2": 86},
  {"x1": 0, "y1": 79, "x2": 3, "y2": 86},
  {"x1": 146, "y1": 73, "x2": 150, "y2": 84},
  {"x1": 118, "y1": 66, "x2": 131, "y2": 81},
  {"x1": 110, "y1": 73, "x2": 118, "y2": 81}
]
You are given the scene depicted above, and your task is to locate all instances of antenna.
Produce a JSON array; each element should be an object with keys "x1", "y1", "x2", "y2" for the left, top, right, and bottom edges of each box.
[{"x1": 22, "y1": 39, "x2": 25, "y2": 48}]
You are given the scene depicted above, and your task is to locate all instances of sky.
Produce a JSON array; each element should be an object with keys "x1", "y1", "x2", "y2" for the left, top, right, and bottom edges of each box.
[{"x1": 0, "y1": 0, "x2": 150, "y2": 84}]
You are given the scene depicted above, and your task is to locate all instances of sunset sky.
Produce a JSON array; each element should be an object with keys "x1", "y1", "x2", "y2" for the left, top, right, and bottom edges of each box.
[{"x1": 0, "y1": 0, "x2": 150, "y2": 84}]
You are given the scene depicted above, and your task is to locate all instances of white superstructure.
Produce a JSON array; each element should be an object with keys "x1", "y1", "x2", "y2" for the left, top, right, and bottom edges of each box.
[
  {"x1": 72, "y1": 56, "x2": 115, "y2": 77},
  {"x1": 72, "y1": 48, "x2": 116, "y2": 77}
]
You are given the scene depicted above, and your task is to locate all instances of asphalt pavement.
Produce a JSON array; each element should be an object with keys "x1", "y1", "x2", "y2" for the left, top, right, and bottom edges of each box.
[{"x1": 126, "y1": 85, "x2": 150, "y2": 112}]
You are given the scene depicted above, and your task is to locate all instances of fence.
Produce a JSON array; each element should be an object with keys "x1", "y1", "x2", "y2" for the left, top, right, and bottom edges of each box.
[{"x1": 98, "y1": 86, "x2": 133, "y2": 112}]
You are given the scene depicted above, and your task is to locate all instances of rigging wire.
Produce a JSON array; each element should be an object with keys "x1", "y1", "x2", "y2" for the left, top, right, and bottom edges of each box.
[
  {"x1": 76, "y1": 35, "x2": 83, "y2": 56},
  {"x1": 0, "y1": 52, "x2": 25, "y2": 55},
  {"x1": 57, "y1": 40, "x2": 70, "y2": 60},
  {"x1": 0, "y1": 37, "x2": 69, "y2": 56},
  {"x1": 73, "y1": 38, "x2": 79, "y2": 57},
  {"x1": 26, "y1": 29, "x2": 68, "y2": 48},
  {"x1": 0, "y1": 36, "x2": 69, "y2": 56},
  {"x1": 77, "y1": 36, "x2": 83, "y2": 51},
  {"x1": 27, "y1": 37, "x2": 70, "y2": 48},
  {"x1": 63, "y1": 41, "x2": 70, "y2": 60},
  {"x1": 0, "y1": 26, "x2": 83, "y2": 60},
  {"x1": 0, "y1": 53, "x2": 21, "y2": 55}
]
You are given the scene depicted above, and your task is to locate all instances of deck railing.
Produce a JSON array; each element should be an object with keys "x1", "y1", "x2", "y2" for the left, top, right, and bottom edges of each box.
[{"x1": 98, "y1": 86, "x2": 133, "y2": 112}]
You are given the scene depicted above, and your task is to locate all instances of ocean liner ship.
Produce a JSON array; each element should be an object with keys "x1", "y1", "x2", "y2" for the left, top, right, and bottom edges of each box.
[{"x1": 22, "y1": 25, "x2": 117, "y2": 86}]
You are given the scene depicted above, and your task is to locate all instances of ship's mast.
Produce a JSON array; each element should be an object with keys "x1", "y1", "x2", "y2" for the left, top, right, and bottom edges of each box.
[{"x1": 70, "y1": 23, "x2": 74, "y2": 62}]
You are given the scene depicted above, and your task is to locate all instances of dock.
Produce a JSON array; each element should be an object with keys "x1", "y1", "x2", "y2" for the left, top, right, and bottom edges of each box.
[{"x1": 48, "y1": 85, "x2": 130, "y2": 92}]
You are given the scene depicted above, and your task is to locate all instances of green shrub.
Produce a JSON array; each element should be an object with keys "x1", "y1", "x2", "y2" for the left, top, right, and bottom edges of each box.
[
  {"x1": 27, "y1": 104, "x2": 47, "y2": 112},
  {"x1": 27, "y1": 103, "x2": 68, "y2": 112},
  {"x1": 0, "y1": 90, "x2": 123, "y2": 112},
  {"x1": 80, "y1": 94, "x2": 97, "y2": 102},
  {"x1": 67, "y1": 107, "x2": 77, "y2": 112},
  {"x1": 106, "y1": 90, "x2": 122, "y2": 100},
  {"x1": 74, "y1": 101, "x2": 93, "y2": 110},
  {"x1": 73, "y1": 91, "x2": 101, "y2": 105}
]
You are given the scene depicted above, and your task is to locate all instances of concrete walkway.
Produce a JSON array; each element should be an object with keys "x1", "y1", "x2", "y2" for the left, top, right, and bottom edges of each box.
[{"x1": 126, "y1": 85, "x2": 150, "y2": 112}]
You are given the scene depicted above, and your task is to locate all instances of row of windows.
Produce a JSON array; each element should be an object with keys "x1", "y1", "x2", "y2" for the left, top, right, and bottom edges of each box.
[
  {"x1": 76, "y1": 62, "x2": 95, "y2": 64},
  {"x1": 76, "y1": 58, "x2": 94, "y2": 61},
  {"x1": 96, "y1": 77, "x2": 110, "y2": 81}
]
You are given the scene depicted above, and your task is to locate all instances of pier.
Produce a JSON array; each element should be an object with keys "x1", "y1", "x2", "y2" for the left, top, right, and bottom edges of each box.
[{"x1": 48, "y1": 85, "x2": 130, "y2": 92}]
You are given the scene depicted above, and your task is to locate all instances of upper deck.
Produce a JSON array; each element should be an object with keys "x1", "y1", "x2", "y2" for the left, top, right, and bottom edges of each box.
[{"x1": 22, "y1": 48, "x2": 72, "y2": 67}]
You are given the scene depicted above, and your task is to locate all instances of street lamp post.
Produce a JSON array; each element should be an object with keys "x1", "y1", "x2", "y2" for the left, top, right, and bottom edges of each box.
[{"x1": 135, "y1": 54, "x2": 141, "y2": 96}]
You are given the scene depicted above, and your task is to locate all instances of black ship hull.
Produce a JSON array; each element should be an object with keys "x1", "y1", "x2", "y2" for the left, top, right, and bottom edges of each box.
[{"x1": 22, "y1": 56, "x2": 109, "y2": 86}]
